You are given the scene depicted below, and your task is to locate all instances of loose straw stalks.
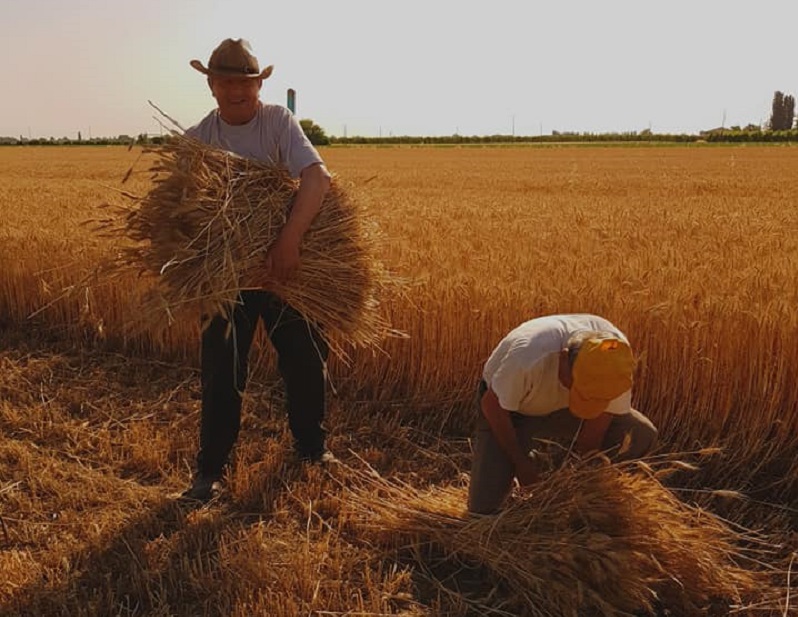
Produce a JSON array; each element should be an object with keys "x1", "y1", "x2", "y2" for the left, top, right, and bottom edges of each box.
[
  {"x1": 340, "y1": 456, "x2": 786, "y2": 616},
  {"x1": 92, "y1": 126, "x2": 401, "y2": 360}
]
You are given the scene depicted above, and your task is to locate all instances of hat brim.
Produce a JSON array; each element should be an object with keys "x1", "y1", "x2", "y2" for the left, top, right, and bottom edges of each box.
[
  {"x1": 569, "y1": 387, "x2": 609, "y2": 420},
  {"x1": 190, "y1": 59, "x2": 273, "y2": 80}
]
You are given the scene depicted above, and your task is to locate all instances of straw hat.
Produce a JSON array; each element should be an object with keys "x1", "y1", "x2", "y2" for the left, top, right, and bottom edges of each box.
[{"x1": 190, "y1": 38, "x2": 274, "y2": 79}]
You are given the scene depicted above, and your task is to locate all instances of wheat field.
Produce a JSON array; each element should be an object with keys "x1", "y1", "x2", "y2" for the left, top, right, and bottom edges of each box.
[{"x1": 1, "y1": 144, "x2": 797, "y2": 616}]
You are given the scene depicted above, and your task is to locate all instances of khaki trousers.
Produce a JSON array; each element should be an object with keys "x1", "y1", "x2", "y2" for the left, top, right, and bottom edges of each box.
[{"x1": 467, "y1": 381, "x2": 658, "y2": 514}]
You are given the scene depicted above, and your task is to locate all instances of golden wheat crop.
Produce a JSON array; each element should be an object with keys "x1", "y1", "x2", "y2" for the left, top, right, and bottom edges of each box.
[
  {"x1": 1, "y1": 144, "x2": 798, "y2": 615},
  {"x1": 6, "y1": 145, "x2": 797, "y2": 465}
]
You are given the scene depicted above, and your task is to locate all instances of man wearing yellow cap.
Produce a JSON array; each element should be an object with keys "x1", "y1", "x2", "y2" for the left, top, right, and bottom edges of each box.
[{"x1": 468, "y1": 314, "x2": 658, "y2": 514}]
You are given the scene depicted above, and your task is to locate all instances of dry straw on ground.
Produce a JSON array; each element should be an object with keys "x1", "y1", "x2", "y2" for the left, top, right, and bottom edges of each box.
[
  {"x1": 92, "y1": 129, "x2": 399, "y2": 359},
  {"x1": 341, "y1": 456, "x2": 787, "y2": 616}
]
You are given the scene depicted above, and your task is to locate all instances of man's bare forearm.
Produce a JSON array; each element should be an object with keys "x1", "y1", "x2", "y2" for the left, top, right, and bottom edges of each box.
[{"x1": 282, "y1": 163, "x2": 331, "y2": 240}]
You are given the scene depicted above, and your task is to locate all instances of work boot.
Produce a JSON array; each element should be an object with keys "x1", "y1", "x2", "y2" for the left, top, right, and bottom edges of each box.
[
  {"x1": 179, "y1": 473, "x2": 223, "y2": 503},
  {"x1": 295, "y1": 448, "x2": 338, "y2": 465}
]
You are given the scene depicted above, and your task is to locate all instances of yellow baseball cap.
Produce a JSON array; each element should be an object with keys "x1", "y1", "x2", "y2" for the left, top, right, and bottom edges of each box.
[{"x1": 570, "y1": 337, "x2": 635, "y2": 420}]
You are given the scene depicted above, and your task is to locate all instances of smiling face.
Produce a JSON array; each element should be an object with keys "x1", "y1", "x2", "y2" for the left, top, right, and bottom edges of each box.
[{"x1": 208, "y1": 75, "x2": 262, "y2": 125}]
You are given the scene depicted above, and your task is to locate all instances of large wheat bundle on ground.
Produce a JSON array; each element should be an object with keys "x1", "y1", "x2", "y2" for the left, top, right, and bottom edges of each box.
[
  {"x1": 95, "y1": 132, "x2": 398, "y2": 358},
  {"x1": 340, "y1": 457, "x2": 787, "y2": 616}
]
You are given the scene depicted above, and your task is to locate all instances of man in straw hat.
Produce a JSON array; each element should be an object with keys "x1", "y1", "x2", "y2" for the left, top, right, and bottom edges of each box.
[
  {"x1": 468, "y1": 314, "x2": 658, "y2": 514},
  {"x1": 181, "y1": 38, "x2": 334, "y2": 502}
]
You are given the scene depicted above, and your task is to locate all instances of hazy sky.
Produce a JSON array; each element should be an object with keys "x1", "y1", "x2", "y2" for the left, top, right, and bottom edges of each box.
[{"x1": 3, "y1": 0, "x2": 797, "y2": 138}]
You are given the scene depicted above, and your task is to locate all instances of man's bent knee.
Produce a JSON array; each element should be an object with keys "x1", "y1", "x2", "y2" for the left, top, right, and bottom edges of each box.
[{"x1": 468, "y1": 428, "x2": 514, "y2": 515}]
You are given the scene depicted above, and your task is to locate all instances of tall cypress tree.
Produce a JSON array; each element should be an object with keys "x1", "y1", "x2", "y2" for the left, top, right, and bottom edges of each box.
[
  {"x1": 769, "y1": 91, "x2": 796, "y2": 130},
  {"x1": 769, "y1": 91, "x2": 786, "y2": 130},
  {"x1": 785, "y1": 94, "x2": 796, "y2": 129}
]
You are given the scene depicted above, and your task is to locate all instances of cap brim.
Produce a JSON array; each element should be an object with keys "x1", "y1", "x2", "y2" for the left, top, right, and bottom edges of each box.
[{"x1": 569, "y1": 387, "x2": 609, "y2": 420}]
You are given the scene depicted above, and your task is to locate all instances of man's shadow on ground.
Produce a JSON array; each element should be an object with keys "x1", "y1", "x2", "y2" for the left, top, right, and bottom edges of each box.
[{"x1": 0, "y1": 458, "x2": 316, "y2": 617}]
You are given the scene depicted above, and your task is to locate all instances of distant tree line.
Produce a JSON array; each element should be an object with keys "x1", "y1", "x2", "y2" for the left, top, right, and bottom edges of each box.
[
  {"x1": 0, "y1": 133, "x2": 169, "y2": 146},
  {"x1": 328, "y1": 132, "x2": 693, "y2": 145},
  {"x1": 3, "y1": 93, "x2": 798, "y2": 146},
  {"x1": 8, "y1": 129, "x2": 798, "y2": 147},
  {"x1": 326, "y1": 128, "x2": 798, "y2": 145}
]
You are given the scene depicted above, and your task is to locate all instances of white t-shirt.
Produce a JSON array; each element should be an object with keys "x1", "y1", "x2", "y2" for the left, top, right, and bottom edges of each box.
[
  {"x1": 483, "y1": 314, "x2": 633, "y2": 417},
  {"x1": 184, "y1": 103, "x2": 323, "y2": 178}
]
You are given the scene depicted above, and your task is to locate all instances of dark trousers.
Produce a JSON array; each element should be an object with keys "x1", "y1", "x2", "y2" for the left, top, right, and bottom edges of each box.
[{"x1": 197, "y1": 290, "x2": 329, "y2": 476}]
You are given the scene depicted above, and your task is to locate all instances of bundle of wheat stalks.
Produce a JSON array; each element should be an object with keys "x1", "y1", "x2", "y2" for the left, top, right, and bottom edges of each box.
[
  {"x1": 341, "y1": 457, "x2": 785, "y2": 616},
  {"x1": 95, "y1": 132, "x2": 397, "y2": 357}
]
